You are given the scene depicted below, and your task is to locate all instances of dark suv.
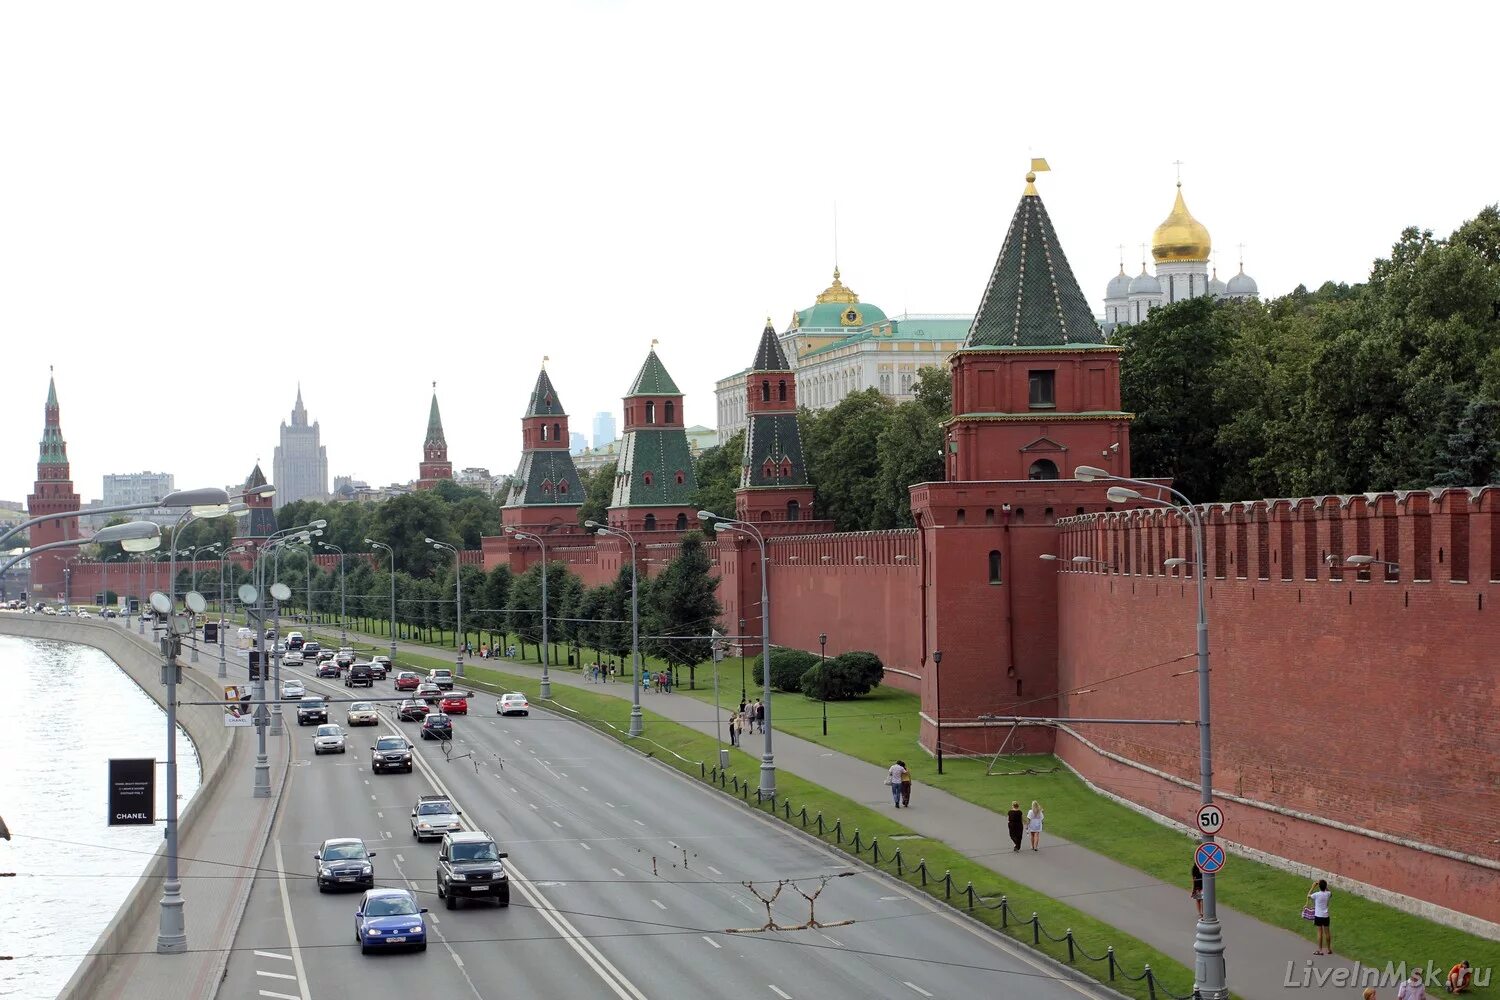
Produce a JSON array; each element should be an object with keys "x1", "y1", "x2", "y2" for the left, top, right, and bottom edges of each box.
[
  {"x1": 303, "y1": 641, "x2": 322, "y2": 658},
  {"x1": 345, "y1": 663, "x2": 374, "y2": 687},
  {"x1": 436, "y1": 831, "x2": 509, "y2": 908},
  {"x1": 296, "y1": 695, "x2": 328, "y2": 726},
  {"x1": 371, "y1": 734, "x2": 414, "y2": 774}
]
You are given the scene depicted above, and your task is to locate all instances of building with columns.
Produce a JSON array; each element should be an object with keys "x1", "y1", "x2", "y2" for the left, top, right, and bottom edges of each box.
[
  {"x1": 272, "y1": 386, "x2": 329, "y2": 509},
  {"x1": 26, "y1": 374, "x2": 81, "y2": 599}
]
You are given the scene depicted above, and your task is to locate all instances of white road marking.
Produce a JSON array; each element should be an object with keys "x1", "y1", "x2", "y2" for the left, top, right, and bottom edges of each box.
[
  {"x1": 903, "y1": 984, "x2": 933, "y2": 998},
  {"x1": 529, "y1": 802, "x2": 538, "y2": 810},
  {"x1": 819, "y1": 933, "x2": 844, "y2": 948},
  {"x1": 703, "y1": 936, "x2": 721, "y2": 948},
  {"x1": 271, "y1": 841, "x2": 312, "y2": 1000},
  {"x1": 605, "y1": 802, "x2": 615, "y2": 808},
  {"x1": 651, "y1": 899, "x2": 667, "y2": 910},
  {"x1": 559, "y1": 772, "x2": 567, "y2": 777},
  {"x1": 706, "y1": 865, "x2": 723, "y2": 876},
  {"x1": 580, "y1": 842, "x2": 591, "y2": 850},
  {"x1": 769, "y1": 987, "x2": 792, "y2": 999},
  {"x1": 369, "y1": 794, "x2": 376, "y2": 800},
  {"x1": 396, "y1": 854, "x2": 405, "y2": 863},
  {"x1": 383, "y1": 831, "x2": 392, "y2": 839},
  {"x1": 579, "y1": 785, "x2": 588, "y2": 792},
  {"x1": 452, "y1": 953, "x2": 465, "y2": 968},
  {"x1": 363, "y1": 779, "x2": 369, "y2": 785},
  {"x1": 376, "y1": 811, "x2": 383, "y2": 818},
  {"x1": 253, "y1": 950, "x2": 292, "y2": 961},
  {"x1": 257, "y1": 970, "x2": 298, "y2": 981},
  {"x1": 552, "y1": 820, "x2": 563, "y2": 828},
  {"x1": 510, "y1": 787, "x2": 519, "y2": 794},
  {"x1": 633, "y1": 819, "x2": 645, "y2": 826},
  {"x1": 258, "y1": 991, "x2": 300, "y2": 1000},
  {"x1": 611, "y1": 868, "x2": 626, "y2": 877}
]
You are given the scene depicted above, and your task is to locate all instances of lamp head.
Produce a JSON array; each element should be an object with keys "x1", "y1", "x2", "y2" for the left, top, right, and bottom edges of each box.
[
  {"x1": 1163, "y1": 557, "x2": 1188, "y2": 568},
  {"x1": 1038, "y1": 553, "x2": 1058, "y2": 561},
  {"x1": 1071, "y1": 555, "x2": 1093, "y2": 564},
  {"x1": 159, "y1": 488, "x2": 230, "y2": 508},
  {"x1": 1345, "y1": 554, "x2": 1375, "y2": 566},
  {"x1": 696, "y1": 510, "x2": 719, "y2": 522},
  {"x1": 93, "y1": 521, "x2": 162, "y2": 546},
  {"x1": 310, "y1": 519, "x2": 328, "y2": 529},
  {"x1": 363, "y1": 537, "x2": 376, "y2": 545},
  {"x1": 192, "y1": 504, "x2": 231, "y2": 519},
  {"x1": 424, "y1": 537, "x2": 436, "y2": 544},
  {"x1": 1073, "y1": 465, "x2": 1110, "y2": 482},
  {"x1": 1106, "y1": 486, "x2": 1140, "y2": 503},
  {"x1": 584, "y1": 520, "x2": 600, "y2": 530},
  {"x1": 228, "y1": 503, "x2": 249, "y2": 517},
  {"x1": 121, "y1": 536, "x2": 161, "y2": 553}
]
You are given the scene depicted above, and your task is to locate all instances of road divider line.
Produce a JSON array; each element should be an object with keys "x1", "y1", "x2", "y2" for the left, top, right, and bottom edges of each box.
[
  {"x1": 258, "y1": 991, "x2": 300, "y2": 1000},
  {"x1": 703, "y1": 936, "x2": 721, "y2": 949},
  {"x1": 903, "y1": 983, "x2": 934, "y2": 997},
  {"x1": 612, "y1": 868, "x2": 626, "y2": 877},
  {"x1": 769, "y1": 987, "x2": 792, "y2": 999},
  {"x1": 256, "y1": 970, "x2": 298, "y2": 980},
  {"x1": 253, "y1": 950, "x2": 292, "y2": 961},
  {"x1": 651, "y1": 899, "x2": 667, "y2": 910},
  {"x1": 706, "y1": 865, "x2": 723, "y2": 876},
  {"x1": 272, "y1": 840, "x2": 312, "y2": 1000}
]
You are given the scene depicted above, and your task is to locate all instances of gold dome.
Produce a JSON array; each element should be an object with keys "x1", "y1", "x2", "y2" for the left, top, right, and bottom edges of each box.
[
  {"x1": 1151, "y1": 183, "x2": 1211, "y2": 263},
  {"x1": 814, "y1": 267, "x2": 859, "y2": 304}
]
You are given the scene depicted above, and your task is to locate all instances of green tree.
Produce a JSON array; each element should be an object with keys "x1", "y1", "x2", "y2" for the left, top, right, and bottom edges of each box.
[
  {"x1": 507, "y1": 565, "x2": 542, "y2": 656},
  {"x1": 481, "y1": 565, "x2": 513, "y2": 645},
  {"x1": 1435, "y1": 398, "x2": 1500, "y2": 486},
  {"x1": 367, "y1": 492, "x2": 455, "y2": 578},
  {"x1": 803, "y1": 390, "x2": 892, "y2": 531},
  {"x1": 912, "y1": 364, "x2": 952, "y2": 418},
  {"x1": 642, "y1": 531, "x2": 721, "y2": 689},
  {"x1": 577, "y1": 463, "x2": 616, "y2": 529},
  {"x1": 690, "y1": 430, "x2": 745, "y2": 521},
  {"x1": 873, "y1": 401, "x2": 944, "y2": 527},
  {"x1": 800, "y1": 649, "x2": 885, "y2": 700}
]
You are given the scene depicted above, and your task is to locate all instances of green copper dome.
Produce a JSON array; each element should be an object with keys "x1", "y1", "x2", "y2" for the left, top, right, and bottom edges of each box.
[{"x1": 792, "y1": 268, "x2": 888, "y2": 330}]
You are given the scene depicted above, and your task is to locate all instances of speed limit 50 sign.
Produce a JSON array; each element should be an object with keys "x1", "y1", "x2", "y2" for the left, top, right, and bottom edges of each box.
[{"x1": 1196, "y1": 803, "x2": 1226, "y2": 836}]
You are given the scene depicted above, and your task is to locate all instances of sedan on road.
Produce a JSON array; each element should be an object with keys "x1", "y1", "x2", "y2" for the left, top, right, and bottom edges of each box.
[
  {"x1": 281, "y1": 679, "x2": 306, "y2": 700},
  {"x1": 315, "y1": 837, "x2": 375, "y2": 892},
  {"x1": 317, "y1": 662, "x2": 340, "y2": 679},
  {"x1": 429, "y1": 669, "x2": 455, "y2": 690},
  {"x1": 313, "y1": 723, "x2": 347, "y2": 755},
  {"x1": 439, "y1": 692, "x2": 468, "y2": 715},
  {"x1": 346, "y1": 702, "x2": 379, "y2": 726},
  {"x1": 420, "y1": 712, "x2": 453, "y2": 741},
  {"x1": 396, "y1": 699, "x2": 429, "y2": 722},
  {"x1": 394, "y1": 671, "x2": 421, "y2": 691},
  {"x1": 411, "y1": 795, "x2": 462, "y2": 841},
  {"x1": 370, "y1": 656, "x2": 392, "y2": 679},
  {"x1": 497, "y1": 693, "x2": 530, "y2": 717},
  {"x1": 355, "y1": 888, "x2": 427, "y2": 954},
  {"x1": 416, "y1": 682, "x2": 443, "y2": 704},
  {"x1": 283, "y1": 651, "x2": 304, "y2": 667},
  {"x1": 371, "y1": 735, "x2": 414, "y2": 774}
]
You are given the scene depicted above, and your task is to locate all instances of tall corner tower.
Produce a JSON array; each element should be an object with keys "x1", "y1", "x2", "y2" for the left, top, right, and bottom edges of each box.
[
  {"x1": 416, "y1": 385, "x2": 454, "y2": 490},
  {"x1": 501, "y1": 364, "x2": 584, "y2": 532},
  {"x1": 735, "y1": 319, "x2": 815, "y2": 522},
  {"x1": 608, "y1": 346, "x2": 697, "y2": 533},
  {"x1": 233, "y1": 464, "x2": 278, "y2": 550},
  {"x1": 27, "y1": 372, "x2": 81, "y2": 598}
]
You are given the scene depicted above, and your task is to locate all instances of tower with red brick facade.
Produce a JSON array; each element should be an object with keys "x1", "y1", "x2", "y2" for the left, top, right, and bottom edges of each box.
[
  {"x1": 501, "y1": 365, "x2": 584, "y2": 533},
  {"x1": 910, "y1": 166, "x2": 1137, "y2": 756},
  {"x1": 415, "y1": 386, "x2": 454, "y2": 490},
  {"x1": 27, "y1": 373, "x2": 81, "y2": 598},
  {"x1": 735, "y1": 319, "x2": 815, "y2": 523},
  {"x1": 233, "y1": 463, "x2": 278, "y2": 551},
  {"x1": 608, "y1": 347, "x2": 697, "y2": 533}
]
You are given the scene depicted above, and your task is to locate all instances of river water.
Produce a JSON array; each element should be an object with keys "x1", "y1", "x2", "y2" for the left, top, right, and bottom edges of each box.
[{"x1": 0, "y1": 632, "x2": 202, "y2": 999}]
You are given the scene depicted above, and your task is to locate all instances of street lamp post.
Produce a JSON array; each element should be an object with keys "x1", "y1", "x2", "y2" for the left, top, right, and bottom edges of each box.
[
  {"x1": 365, "y1": 539, "x2": 398, "y2": 665},
  {"x1": 217, "y1": 545, "x2": 247, "y2": 679},
  {"x1": 739, "y1": 616, "x2": 747, "y2": 702},
  {"x1": 819, "y1": 632, "x2": 828, "y2": 736},
  {"x1": 1074, "y1": 464, "x2": 1226, "y2": 1000},
  {"x1": 699, "y1": 511, "x2": 776, "y2": 800},
  {"x1": 319, "y1": 542, "x2": 347, "y2": 644},
  {"x1": 932, "y1": 649, "x2": 944, "y2": 775},
  {"x1": 426, "y1": 539, "x2": 464, "y2": 679},
  {"x1": 506, "y1": 528, "x2": 551, "y2": 699},
  {"x1": 186, "y1": 543, "x2": 221, "y2": 663},
  {"x1": 585, "y1": 521, "x2": 641, "y2": 736}
]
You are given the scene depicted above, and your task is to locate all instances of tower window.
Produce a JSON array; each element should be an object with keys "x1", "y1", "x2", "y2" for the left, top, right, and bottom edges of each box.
[
  {"x1": 985, "y1": 508, "x2": 995, "y2": 525},
  {"x1": 645, "y1": 401, "x2": 656, "y2": 424},
  {"x1": 644, "y1": 514, "x2": 657, "y2": 532},
  {"x1": 665, "y1": 400, "x2": 675, "y2": 423},
  {"x1": 643, "y1": 472, "x2": 653, "y2": 486},
  {"x1": 675, "y1": 470, "x2": 685, "y2": 485},
  {"x1": 988, "y1": 550, "x2": 1003, "y2": 584},
  {"x1": 1028, "y1": 370, "x2": 1056, "y2": 407},
  {"x1": 553, "y1": 422, "x2": 561, "y2": 441},
  {"x1": 956, "y1": 508, "x2": 966, "y2": 524},
  {"x1": 777, "y1": 379, "x2": 787, "y2": 401},
  {"x1": 763, "y1": 461, "x2": 774, "y2": 479},
  {"x1": 787, "y1": 499, "x2": 800, "y2": 521},
  {"x1": 761, "y1": 380, "x2": 771, "y2": 402},
  {"x1": 539, "y1": 424, "x2": 548, "y2": 442},
  {"x1": 558, "y1": 480, "x2": 568, "y2": 494},
  {"x1": 1028, "y1": 459, "x2": 1059, "y2": 480}
]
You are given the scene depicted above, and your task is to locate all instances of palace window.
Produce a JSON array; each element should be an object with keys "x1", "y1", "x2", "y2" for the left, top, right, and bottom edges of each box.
[
  {"x1": 988, "y1": 550, "x2": 1003, "y2": 584},
  {"x1": 644, "y1": 514, "x2": 657, "y2": 531},
  {"x1": 1028, "y1": 370, "x2": 1056, "y2": 407},
  {"x1": 675, "y1": 513, "x2": 688, "y2": 530},
  {"x1": 1028, "y1": 459, "x2": 1059, "y2": 480},
  {"x1": 787, "y1": 499, "x2": 800, "y2": 521}
]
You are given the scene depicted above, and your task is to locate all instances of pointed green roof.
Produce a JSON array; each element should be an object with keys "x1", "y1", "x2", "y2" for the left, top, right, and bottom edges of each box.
[
  {"x1": 751, "y1": 320, "x2": 790, "y2": 372},
  {"x1": 965, "y1": 181, "x2": 1103, "y2": 349},
  {"x1": 425, "y1": 391, "x2": 446, "y2": 448},
  {"x1": 46, "y1": 374, "x2": 58, "y2": 409},
  {"x1": 627, "y1": 349, "x2": 682, "y2": 396},
  {"x1": 526, "y1": 368, "x2": 566, "y2": 416},
  {"x1": 245, "y1": 464, "x2": 267, "y2": 489},
  {"x1": 38, "y1": 375, "x2": 67, "y2": 466}
]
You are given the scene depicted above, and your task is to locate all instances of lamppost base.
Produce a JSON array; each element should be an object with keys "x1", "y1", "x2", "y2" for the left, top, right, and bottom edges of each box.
[
  {"x1": 217, "y1": 656, "x2": 226, "y2": 679},
  {"x1": 189, "y1": 646, "x2": 199, "y2": 664},
  {"x1": 628, "y1": 706, "x2": 643, "y2": 737},
  {"x1": 540, "y1": 678, "x2": 551, "y2": 700},
  {"x1": 270, "y1": 711, "x2": 282, "y2": 737},
  {"x1": 759, "y1": 755, "x2": 777, "y2": 801},
  {"x1": 1193, "y1": 914, "x2": 1229, "y2": 1000},
  {"x1": 156, "y1": 885, "x2": 186, "y2": 954},
  {"x1": 456, "y1": 659, "x2": 465, "y2": 679}
]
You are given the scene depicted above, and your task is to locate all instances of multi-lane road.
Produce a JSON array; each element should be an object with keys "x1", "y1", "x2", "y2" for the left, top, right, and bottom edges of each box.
[{"x1": 222, "y1": 660, "x2": 1108, "y2": 1000}]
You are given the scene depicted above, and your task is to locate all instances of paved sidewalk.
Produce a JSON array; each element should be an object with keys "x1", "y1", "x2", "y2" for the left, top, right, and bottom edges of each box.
[{"x1": 317, "y1": 624, "x2": 1367, "y2": 999}]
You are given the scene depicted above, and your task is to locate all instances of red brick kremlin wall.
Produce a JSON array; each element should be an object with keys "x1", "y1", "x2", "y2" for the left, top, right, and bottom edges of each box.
[{"x1": 1053, "y1": 488, "x2": 1500, "y2": 927}]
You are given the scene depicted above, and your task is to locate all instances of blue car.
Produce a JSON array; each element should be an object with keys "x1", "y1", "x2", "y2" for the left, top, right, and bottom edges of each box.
[{"x1": 355, "y1": 888, "x2": 428, "y2": 954}]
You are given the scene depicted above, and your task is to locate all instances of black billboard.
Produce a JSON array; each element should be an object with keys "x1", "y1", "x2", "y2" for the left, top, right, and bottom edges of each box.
[
  {"x1": 248, "y1": 650, "x2": 261, "y2": 681},
  {"x1": 108, "y1": 758, "x2": 155, "y2": 826}
]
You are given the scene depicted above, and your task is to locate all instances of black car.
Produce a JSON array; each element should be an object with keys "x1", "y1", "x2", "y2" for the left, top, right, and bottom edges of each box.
[
  {"x1": 370, "y1": 656, "x2": 391, "y2": 680},
  {"x1": 396, "y1": 699, "x2": 429, "y2": 722},
  {"x1": 345, "y1": 663, "x2": 374, "y2": 687},
  {"x1": 420, "y1": 713, "x2": 453, "y2": 741},
  {"x1": 296, "y1": 695, "x2": 328, "y2": 726},
  {"x1": 303, "y1": 641, "x2": 322, "y2": 657},
  {"x1": 371, "y1": 734, "x2": 414, "y2": 774},
  {"x1": 314, "y1": 837, "x2": 375, "y2": 892},
  {"x1": 335, "y1": 648, "x2": 356, "y2": 668},
  {"x1": 317, "y1": 662, "x2": 340, "y2": 679},
  {"x1": 436, "y1": 831, "x2": 508, "y2": 908}
]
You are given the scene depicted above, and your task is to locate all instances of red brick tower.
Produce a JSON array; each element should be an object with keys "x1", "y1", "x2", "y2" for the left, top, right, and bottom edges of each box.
[
  {"x1": 500, "y1": 363, "x2": 584, "y2": 534},
  {"x1": 233, "y1": 463, "x2": 278, "y2": 552},
  {"x1": 735, "y1": 320, "x2": 816, "y2": 523},
  {"x1": 608, "y1": 345, "x2": 697, "y2": 533},
  {"x1": 416, "y1": 384, "x2": 454, "y2": 490},
  {"x1": 27, "y1": 371, "x2": 81, "y2": 599},
  {"x1": 910, "y1": 164, "x2": 1136, "y2": 756}
]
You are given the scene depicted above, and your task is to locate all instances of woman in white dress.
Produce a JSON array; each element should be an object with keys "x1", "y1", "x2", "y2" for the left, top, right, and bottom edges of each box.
[{"x1": 1026, "y1": 800, "x2": 1045, "y2": 851}]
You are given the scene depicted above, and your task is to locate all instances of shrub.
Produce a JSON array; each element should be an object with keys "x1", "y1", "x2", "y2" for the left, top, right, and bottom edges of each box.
[
  {"x1": 800, "y1": 650, "x2": 886, "y2": 700},
  {"x1": 754, "y1": 648, "x2": 819, "y2": 692}
]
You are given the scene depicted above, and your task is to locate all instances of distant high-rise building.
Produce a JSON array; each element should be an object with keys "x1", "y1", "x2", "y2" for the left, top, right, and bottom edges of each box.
[
  {"x1": 591, "y1": 411, "x2": 616, "y2": 449},
  {"x1": 102, "y1": 471, "x2": 174, "y2": 507},
  {"x1": 272, "y1": 385, "x2": 328, "y2": 510},
  {"x1": 569, "y1": 431, "x2": 586, "y2": 455}
]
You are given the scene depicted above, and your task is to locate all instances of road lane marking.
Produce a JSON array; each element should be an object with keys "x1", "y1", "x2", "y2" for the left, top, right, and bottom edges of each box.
[
  {"x1": 258, "y1": 991, "x2": 300, "y2": 1000},
  {"x1": 396, "y1": 854, "x2": 405, "y2": 863},
  {"x1": 580, "y1": 842, "x2": 591, "y2": 850},
  {"x1": 633, "y1": 819, "x2": 645, "y2": 826},
  {"x1": 254, "y1": 950, "x2": 292, "y2": 961},
  {"x1": 703, "y1": 936, "x2": 721, "y2": 948},
  {"x1": 376, "y1": 811, "x2": 383, "y2": 818},
  {"x1": 272, "y1": 840, "x2": 312, "y2": 1000},
  {"x1": 819, "y1": 933, "x2": 844, "y2": 948},
  {"x1": 707, "y1": 865, "x2": 723, "y2": 875},
  {"x1": 769, "y1": 987, "x2": 792, "y2": 999},
  {"x1": 904, "y1": 984, "x2": 934, "y2": 997},
  {"x1": 651, "y1": 899, "x2": 667, "y2": 910},
  {"x1": 529, "y1": 802, "x2": 538, "y2": 810},
  {"x1": 257, "y1": 970, "x2": 298, "y2": 980},
  {"x1": 552, "y1": 820, "x2": 563, "y2": 828},
  {"x1": 579, "y1": 785, "x2": 588, "y2": 792},
  {"x1": 605, "y1": 802, "x2": 615, "y2": 808},
  {"x1": 612, "y1": 868, "x2": 626, "y2": 877},
  {"x1": 452, "y1": 953, "x2": 465, "y2": 968}
]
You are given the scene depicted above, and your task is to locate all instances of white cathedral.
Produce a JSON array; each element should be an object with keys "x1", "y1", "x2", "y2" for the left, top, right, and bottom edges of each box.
[{"x1": 1102, "y1": 182, "x2": 1259, "y2": 333}]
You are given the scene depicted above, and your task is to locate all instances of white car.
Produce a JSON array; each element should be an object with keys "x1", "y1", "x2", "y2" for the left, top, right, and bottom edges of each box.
[
  {"x1": 283, "y1": 651, "x2": 305, "y2": 667},
  {"x1": 281, "y1": 679, "x2": 306, "y2": 699},
  {"x1": 497, "y1": 693, "x2": 530, "y2": 717},
  {"x1": 410, "y1": 795, "x2": 462, "y2": 841},
  {"x1": 312, "y1": 723, "x2": 347, "y2": 755},
  {"x1": 77, "y1": 610, "x2": 92, "y2": 618}
]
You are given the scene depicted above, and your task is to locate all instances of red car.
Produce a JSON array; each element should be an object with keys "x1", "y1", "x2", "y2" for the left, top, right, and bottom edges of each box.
[
  {"x1": 394, "y1": 671, "x2": 421, "y2": 692},
  {"x1": 439, "y1": 693, "x2": 468, "y2": 715}
]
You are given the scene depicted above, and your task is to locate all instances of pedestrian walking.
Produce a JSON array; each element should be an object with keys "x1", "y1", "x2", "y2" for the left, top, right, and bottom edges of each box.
[
  {"x1": 1191, "y1": 862, "x2": 1204, "y2": 917},
  {"x1": 739, "y1": 698, "x2": 747, "y2": 717},
  {"x1": 886, "y1": 760, "x2": 905, "y2": 807},
  {"x1": 898, "y1": 761, "x2": 912, "y2": 807},
  {"x1": 1006, "y1": 801, "x2": 1024, "y2": 852},
  {"x1": 1308, "y1": 878, "x2": 1333, "y2": 955},
  {"x1": 728, "y1": 713, "x2": 739, "y2": 748},
  {"x1": 1026, "y1": 800, "x2": 1045, "y2": 850},
  {"x1": 756, "y1": 699, "x2": 765, "y2": 733},
  {"x1": 1396, "y1": 969, "x2": 1427, "y2": 999}
]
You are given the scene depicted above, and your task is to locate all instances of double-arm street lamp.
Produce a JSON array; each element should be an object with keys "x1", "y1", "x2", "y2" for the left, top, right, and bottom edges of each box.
[
  {"x1": 698, "y1": 510, "x2": 776, "y2": 800},
  {"x1": 584, "y1": 520, "x2": 642, "y2": 737},
  {"x1": 364, "y1": 539, "x2": 398, "y2": 664},
  {"x1": 505, "y1": 527, "x2": 551, "y2": 699},
  {"x1": 426, "y1": 538, "x2": 464, "y2": 678},
  {"x1": 217, "y1": 544, "x2": 249, "y2": 679},
  {"x1": 1073, "y1": 464, "x2": 1226, "y2": 1000},
  {"x1": 319, "y1": 542, "x2": 347, "y2": 644}
]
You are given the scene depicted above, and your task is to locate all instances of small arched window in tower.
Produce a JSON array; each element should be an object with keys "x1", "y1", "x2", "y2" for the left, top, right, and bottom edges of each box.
[
  {"x1": 643, "y1": 471, "x2": 653, "y2": 487},
  {"x1": 777, "y1": 379, "x2": 787, "y2": 401},
  {"x1": 787, "y1": 499, "x2": 800, "y2": 522},
  {"x1": 956, "y1": 508, "x2": 966, "y2": 524},
  {"x1": 761, "y1": 380, "x2": 771, "y2": 402},
  {"x1": 762, "y1": 460, "x2": 774, "y2": 480},
  {"x1": 558, "y1": 480, "x2": 568, "y2": 494},
  {"x1": 539, "y1": 423, "x2": 548, "y2": 442},
  {"x1": 1027, "y1": 459, "x2": 1059, "y2": 480},
  {"x1": 553, "y1": 422, "x2": 561, "y2": 442},
  {"x1": 1044, "y1": 507, "x2": 1054, "y2": 521},
  {"x1": 988, "y1": 550, "x2": 1002, "y2": 584},
  {"x1": 644, "y1": 514, "x2": 657, "y2": 532},
  {"x1": 645, "y1": 401, "x2": 656, "y2": 424},
  {"x1": 540, "y1": 478, "x2": 552, "y2": 494},
  {"x1": 760, "y1": 510, "x2": 771, "y2": 522},
  {"x1": 675, "y1": 513, "x2": 688, "y2": 530},
  {"x1": 675, "y1": 470, "x2": 685, "y2": 485},
  {"x1": 665, "y1": 400, "x2": 675, "y2": 423},
  {"x1": 780, "y1": 457, "x2": 792, "y2": 478},
  {"x1": 1014, "y1": 508, "x2": 1025, "y2": 523},
  {"x1": 985, "y1": 508, "x2": 995, "y2": 525}
]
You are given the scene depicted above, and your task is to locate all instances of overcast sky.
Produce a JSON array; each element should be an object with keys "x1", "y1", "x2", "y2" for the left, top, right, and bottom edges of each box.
[{"x1": 4, "y1": 2, "x2": 1494, "y2": 504}]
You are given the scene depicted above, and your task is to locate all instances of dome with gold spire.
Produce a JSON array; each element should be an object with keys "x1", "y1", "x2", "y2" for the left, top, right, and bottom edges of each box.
[
  {"x1": 1151, "y1": 183, "x2": 1211, "y2": 263},
  {"x1": 790, "y1": 267, "x2": 888, "y2": 330}
]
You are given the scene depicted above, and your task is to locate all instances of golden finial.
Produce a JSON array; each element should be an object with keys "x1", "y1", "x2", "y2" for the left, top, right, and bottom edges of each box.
[
  {"x1": 542, "y1": 354, "x2": 549, "y2": 369},
  {"x1": 1024, "y1": 157, "x2": 1050, "y2": 194},
  {"x1": 650, "y1": 338, "x2": 659, "y2": 349},
  {"x1": 431, "y1": 380, "x2": 436, "y2": 390}
]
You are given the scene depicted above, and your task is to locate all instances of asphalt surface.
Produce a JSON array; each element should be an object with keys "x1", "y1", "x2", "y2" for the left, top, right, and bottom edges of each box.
[{"x1": 220, "y1": 662, "x2": 1110, "y2": 1000}]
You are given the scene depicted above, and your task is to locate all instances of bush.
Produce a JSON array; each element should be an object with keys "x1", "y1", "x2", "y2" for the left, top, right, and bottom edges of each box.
[
  {"x1": 754, "y1": 648, "x2": 819, "y2": 692},
  {"x1": 800, "y1": 650, "x2": 886, "y2": 700}
]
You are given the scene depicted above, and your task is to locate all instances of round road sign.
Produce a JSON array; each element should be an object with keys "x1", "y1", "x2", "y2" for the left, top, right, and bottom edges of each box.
[
  {"x1": 1196, "y1": 804, "x2": 1225, "y2": 836},
  {"x1": 1195, "y1": 842, "x2": 1226, "y2": 874}
]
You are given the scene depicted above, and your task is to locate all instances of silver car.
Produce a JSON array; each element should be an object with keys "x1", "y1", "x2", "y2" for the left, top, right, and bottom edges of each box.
[
  {"x1": 313, "y1": 723, "x2": 347, "y2": 755},
  {"x1": 410, "y1": 795, "x2": 462, "y2": 841}
]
